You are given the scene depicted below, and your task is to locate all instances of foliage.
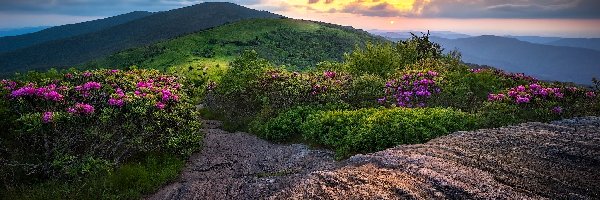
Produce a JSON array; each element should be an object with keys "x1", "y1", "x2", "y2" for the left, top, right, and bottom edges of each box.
[
  {"x1": 342, "y1": 33, "x2": 446, "y2": 77},
  {"x1": 344, "y1": 74, "x2": 385, "y2": 108},
  {"x1": 205, "y1": 51, "x2": 355, "y2": 131},
  {"x1": 87, "y1": 18, "x2": 383, "y2": 73},
  {"x1": 301, "y1": 107, "x2": 478, "y2": 159},
  {"x1": 249, "y1": 103, "x2": 350, "y2": 142},
  {"x1": 379, "y1": 70, "x2": 442, "y2": 108},
  {"x1": 430, "y1": 67, "x2": 536, "y2": 111},
  {"x1": 0, "y1": 69, "x2": 202, "y2": 186},
  {"x1": 1, "y1": 154, "x2": 184, "y2": 200}
]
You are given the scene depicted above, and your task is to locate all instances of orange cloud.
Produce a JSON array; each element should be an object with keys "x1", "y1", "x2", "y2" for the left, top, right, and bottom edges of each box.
[{"x1": 284, "y1": 0, "x2": 432, "y2": 17}]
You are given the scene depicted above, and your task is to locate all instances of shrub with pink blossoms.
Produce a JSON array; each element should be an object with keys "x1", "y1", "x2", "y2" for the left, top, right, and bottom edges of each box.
[
  {"x1": 0, "y1": 69, "x2": 202, "y2": 183},
  {"x1": 488, "y1": 83, "x2": 564, "y2": 105},
  {"x1": 379, "y1": 71, "x2": 441, "y2": 108}
]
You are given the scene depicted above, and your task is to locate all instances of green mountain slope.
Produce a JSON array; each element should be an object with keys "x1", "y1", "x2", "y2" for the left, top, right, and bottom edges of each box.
[
  {"x1": 86, "y1": 18, "x2": 385, "y2": 72},
  {"x1": 0, "y1": 2, "x2": 280, "y2": 73}
]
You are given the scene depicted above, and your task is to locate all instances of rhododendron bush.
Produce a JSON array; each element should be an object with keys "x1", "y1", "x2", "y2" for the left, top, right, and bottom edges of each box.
[{"x1": 0, "y1": 69, "x2": 202, "y2": 184}]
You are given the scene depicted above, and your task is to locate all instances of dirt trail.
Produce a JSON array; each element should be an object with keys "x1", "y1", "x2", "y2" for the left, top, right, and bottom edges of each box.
[{"x1": 149, "y1": 117, "x2": 600, "y2": 200}]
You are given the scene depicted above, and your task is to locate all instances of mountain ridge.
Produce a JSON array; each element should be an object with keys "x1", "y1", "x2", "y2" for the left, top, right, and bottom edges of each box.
[
  {"x1": 0, "y1": 2, "x2": 281, "y2": 73},
  {"x1": 0, "y1": 11, "x2": 153, "y2": 53},
  {"x1": 430, "y1": 35, "x2": 600, "y2": 84}
]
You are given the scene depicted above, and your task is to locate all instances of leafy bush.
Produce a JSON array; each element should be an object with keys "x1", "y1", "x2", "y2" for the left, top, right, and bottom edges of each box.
[
  {"x1": 2, "y1": 154, "x2": 184, "y2": 200},
  {"x1": 249, "y1": 103, "x2": 350, "y2": 142},
  {"x1": 345, "y1": 74, "x2": 385, "y2": 108},
  {"x1": 0, "y1": 69, "x2": 202, "y2": 186},
  {"x1": 342, "y1": 33, "x2": 445, "y2": 77},
  {"x1": 431, "y1": 67, "x2": 535, "y2": 111},
  {"x1": 301, "y1": 107, "x2": 477, "y2": 159},
  {"x1": 206, "y1": 51, "x2": 353, "y2": 131}
]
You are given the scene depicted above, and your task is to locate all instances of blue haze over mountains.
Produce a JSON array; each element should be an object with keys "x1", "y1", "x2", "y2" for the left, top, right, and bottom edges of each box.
[{"x1": 372, "y1": 31, "x2": 600, "y2": 85}]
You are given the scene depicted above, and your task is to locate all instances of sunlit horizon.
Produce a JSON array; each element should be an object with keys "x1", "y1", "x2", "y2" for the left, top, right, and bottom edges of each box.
[{"x1": 1, "y1": 0, "x2": 599, "y2": 38}]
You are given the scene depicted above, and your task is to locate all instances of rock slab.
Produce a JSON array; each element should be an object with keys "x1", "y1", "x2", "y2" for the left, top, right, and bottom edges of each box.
[{"x1": 149, "y1": 117, "x2": 600, "y2": 199}]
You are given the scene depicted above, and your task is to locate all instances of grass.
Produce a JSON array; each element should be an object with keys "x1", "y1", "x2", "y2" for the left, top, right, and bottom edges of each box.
[
  {"x1": 2, "y1": 154, "x2": 185, "y2": 200},
  {"x1": 86, "y1": 18, "x2": 383, "y2": 72}
]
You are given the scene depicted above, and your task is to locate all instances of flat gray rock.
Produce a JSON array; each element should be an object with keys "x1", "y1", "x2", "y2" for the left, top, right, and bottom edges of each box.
[{"x1": 148, "y1": 117, "x2": 600, "y2": 199}]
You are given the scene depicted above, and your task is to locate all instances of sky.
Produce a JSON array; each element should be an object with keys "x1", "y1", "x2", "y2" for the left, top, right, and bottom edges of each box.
[{"x1": 0, "y1": 0, "x2": 599, "y2": 37}]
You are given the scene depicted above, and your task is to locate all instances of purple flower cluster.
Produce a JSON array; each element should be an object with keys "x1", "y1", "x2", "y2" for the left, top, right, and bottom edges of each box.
[
  {"x1": 586, "y1": 91, "x2": 596, "y2": 98},
  {"x1": 551, "y1": 106, "x2": 563, "y2": 114},
  {"x1": 488, "y1": 84, "x2": 564, "y2": 104},
  {"x1": 379, "y1": 71, "x2": 441, "y2": 108},
  {"x1": 10, "y1": 84, "x2": 64, "y2": 101},
  {"x1": 310, "y1": 84, "x2": 327, "y2": 96},
  {"x1": 323, "y1": 71, "x2": 336, "y2": 79},
  {"x1": 82, "y1": 72, "x2": 93, "y2": 77},
  {"x1": 3, "y1": 69, "x2": 186, "y2": 124},
  {"x1": 155, "y1": 102, "x2": 166, "y2": 110},
  {"x1": 108, "y1": 88, "x2": 126, "y2": 107},
  {"x1": 67, "y1": 103, "x2": 95, "y2": 115},
  {"x1": 42, "y1": 112, "x2": 54, "y2": 123},
  {"x1": 134, "y1": 77, "x2": 182, "y2": 110},
  {"x1": 1, "y1": 79, "x2": 17, "y2": 90}
]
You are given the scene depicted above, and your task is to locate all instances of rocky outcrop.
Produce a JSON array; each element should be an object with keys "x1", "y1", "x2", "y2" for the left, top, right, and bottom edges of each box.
[
  {"x1": 273, "y1": 117, "x2": 600, "y2": 199},
  {"x1": 148, "y1": 117, "x2": 600, "y2": 199}
]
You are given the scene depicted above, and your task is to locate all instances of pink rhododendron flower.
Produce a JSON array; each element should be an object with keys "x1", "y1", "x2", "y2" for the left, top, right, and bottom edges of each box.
[
  {"x1": 551, "y1": 106, "x2": 563, "y2": 114},
  {"x1": 42, "y1": 112, "x2": 53, "y2": 123},
  {"x1": 108, "y1": 98, "x2": 124, "y2": 107},
  {"x1": 67, "y1": 103, "x2": 95, "y2": 115},
  {"x1": 11, "y1": 85, "x2": 37, "y2": 98},
  {"x1": 323, "y1": 71, "x2": 336, "y2": 79},
  {"x1": 155, "y1": 102, "x2": 166, "y2": 110}
]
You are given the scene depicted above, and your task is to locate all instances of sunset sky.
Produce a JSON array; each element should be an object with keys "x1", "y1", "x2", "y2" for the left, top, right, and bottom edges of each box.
[{"x1": 0, "y1": 0, "x2": 599, "y2": 37}]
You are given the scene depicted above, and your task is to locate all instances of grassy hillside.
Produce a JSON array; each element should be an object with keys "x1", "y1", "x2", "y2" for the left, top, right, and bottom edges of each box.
[
  {"x1": 0, "y1": 2, "x2": 280, "y2": 73},
  {"x1": 86, "y1": 18, "x2": 385, "y2": 73},
  {"x1": 0, "y1": 11, "x2": 153, "y2": 53}
]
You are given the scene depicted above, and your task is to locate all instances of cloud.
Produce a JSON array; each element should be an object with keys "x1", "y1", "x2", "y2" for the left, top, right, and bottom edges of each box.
[
  {"x1": 0, "y1": 0, "x2": 206, "y2": 16},
  {"x1": 284, "y1": 0, "x2": 600, "y2": 19},
  {"x1": 0, "y1": 0, "x2": 598, "y2": 19}
]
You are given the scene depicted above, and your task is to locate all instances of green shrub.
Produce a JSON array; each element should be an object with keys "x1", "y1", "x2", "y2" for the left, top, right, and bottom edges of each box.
[
  {"x1": 345, "y1": 74, "x2": 385, "y2": 108},
  {"x1": 249, "y1": 103, "x2": 350, "y2": 142},
  {"x1": 343, "y1": 33, "x2": 445, "y2": 77},
  {"x1": 2, "y1": 154, "x2": 184, "y2": 200},
  {"x1": 301, "y1": 107, "x2": 477, "y2": 159},
  {"x1": 0, "y1": 69, "x2": 202, "y2": 186}
]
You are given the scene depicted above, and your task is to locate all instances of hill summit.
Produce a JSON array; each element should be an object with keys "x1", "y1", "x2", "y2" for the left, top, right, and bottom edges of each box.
[{"x1": 0, "y1": 2, "x2": 281, "y2": 73}]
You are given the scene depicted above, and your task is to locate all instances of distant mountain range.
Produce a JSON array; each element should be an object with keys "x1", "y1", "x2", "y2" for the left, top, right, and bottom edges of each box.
[
  {"x1": 0, "y1": 2, "x2": 281, "y2": 73},
  {"x1": 375, "y1": 31, "x2": 600, "y2": 84},
  {"x1": 370, "y1": 30, "x2": 471, "y2": 40},
  {"x1": 0, "y1": 26, "x2": 52, "y2": 37},
  {"x1": 430, "y1": 36, "x2": 599, "y2": 84}
]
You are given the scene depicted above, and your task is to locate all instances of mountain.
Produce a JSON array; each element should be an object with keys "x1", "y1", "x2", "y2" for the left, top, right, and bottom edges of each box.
[
  {"x1": 0, "y1": 12, "x2": 152, "y2": 53},
  {"x1": 0, "y1": 2, "x2": 281, "y2": 73},
  {"x1": 86, "y1": 18, "x2": 384, "y2": 71},
  {"x1": 546, "y1": 38, "x2": 600, "y2": 52},
  {"x1": 0, "y1": 26, "x2": 51, "y2": 37},
  {"x1": 371, "y1": 30, "x2": 471, "y2": 40},
  {"x1": 507, "y1": 36, "x2": 562, "y2": 44},
  {"x1": 431, "y1": 35, "x2": 600, "y2": 84}
]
